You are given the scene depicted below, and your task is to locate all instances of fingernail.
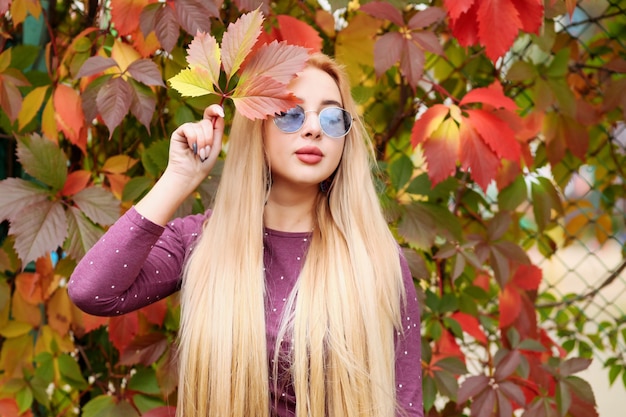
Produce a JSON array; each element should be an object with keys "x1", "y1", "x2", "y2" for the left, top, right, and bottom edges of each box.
[
  {"x1": 192, "y1": 143, "x2": 197, "y2": 155},
  {"x1": 204, "y1": 145, "x2": 211, "y2": 157},
  {"x1": 199, "y1": 147, "x2": 206, "y2": 160},
  {"x1": 216, "y1": 106, "x2": 225, "y2": 118}
]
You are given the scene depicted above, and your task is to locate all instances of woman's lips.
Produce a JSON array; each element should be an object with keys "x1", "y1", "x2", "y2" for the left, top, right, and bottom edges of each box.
[{"x1": 295, "y1": 146, "x2": 323, "y2": 164}]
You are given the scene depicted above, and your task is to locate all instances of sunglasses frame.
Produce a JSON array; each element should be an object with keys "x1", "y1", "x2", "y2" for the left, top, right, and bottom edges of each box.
[{"x1": 273, "y1": 105, "x2": 354, "y2": 139}]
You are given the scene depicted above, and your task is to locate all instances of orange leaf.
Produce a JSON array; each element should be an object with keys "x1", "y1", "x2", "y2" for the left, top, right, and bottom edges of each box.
[
  {"x1": 451, "y1": 311, "x2": 488, "y2": 345},
  {"x1": 473, "y1": 273, "x2": 491, "y2": 292},
  {"x1": 10, "y1": 290, "x2": 41, "y2": 327},
  {"x1": 499, "y1": 284, "x2": 521, "y2": 328},
  {"x1": 110, "y1": 0, "x2": 150, "y2": 36},
  {"x1": 109, "y1": 312, "x2": 139, "y2": 352},
  {"x1": 80, "y1": 311, "x2": 110, "y2": 334},
  {"x1": 139, "y1": 298, "x2": 168, "y2": 326},
  {"x1": 270, "y1": 15, "x2": 323, "y2": 52},
  {"x1": 105, "y1": 173, "x2": 131, "y2": 200},
  {"x1": 14, "y1": 256, "x2": 57, "y2": 304},
  {"x1": 54, "y1": 84, "x2": 87, "y2": 152},
  {"x1": 61, "y1": 170, "x2": 91, "y2": 197},
  {"x1": 232, "y1": 75, "x2": 300, "y2": 119}
]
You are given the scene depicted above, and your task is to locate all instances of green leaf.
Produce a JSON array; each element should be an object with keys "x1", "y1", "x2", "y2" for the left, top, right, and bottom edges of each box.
[
  {"x1": 16, "y1": 134, "x2": 68, "y2": 191},
  {"x1": 142, "y1": 139, "x2": 170, "y2": 178},
  {"x1": 16, "y1": 386, "x2": 33, "y2": 414},
  {"x1": 10, "y1": 201, "x2": 68, "y2": 265},
  {"x1": 128, "y1": 367, "x2": 161, "y2": 395},
  {"x1": 506, "y1": 60, "x2": 537, "y2": 82},
  {"x1": 123, "y1": 176, "x2": 155, "y2": 203},
  {"x1": 498, "y1": 175, "x2": 526, "y2": 211},
  {"x1": 72, "y1": 187, "x2": 120, "y2": 226},
  {"x1": 546, "y1": 48, "x2": 570, "y2": 78},
  {"x1": 221, "y1": 9, "x2": 263, "y2": 79},
  {"x1": 64, "y1": 206, "x2": 104, "y2": 261},
  {"x1": 389, "y1": 154, "x2": 414, "y2": 191},
  {"x1": 58, "y1": 353, "x2": 88, "y2": 390},
  {"x1": 422, "y1": 375, "x2": 437, "y2": 411},
  {"x1": 0, "y1": 321, "x2": 33, "y2": 338},
  {"x1": 397, "y1": 202, "x2": 437, "y2": 250},
  {"x1": 434, "y1": 369, "x2": 459, "y2": 400},
  {"x1": 82, "y1": 395, "x2": 117, "y2": 417}
]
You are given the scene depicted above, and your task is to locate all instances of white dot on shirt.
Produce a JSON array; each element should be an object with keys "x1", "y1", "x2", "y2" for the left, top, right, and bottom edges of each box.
[
  {"x1": 273, "y1": 308, "x2": 277, "y2": 312},
  {"x1": 156, "y1": 270, "x2": 159, "y2": 274},
  {"x1": 115, "y1": 249, "x2": 119, "y2": 253},
  {"x1": 409, "y1": 403, "x2": 413, "y2": 407},
  {"x1": 398, "y1": 384, "x2": 403, "y2": 388},
  {"x1": 280, "y1": 276, "x2": 284, "y2": 280},
  {"x1": 130, "y1": 226, "x2": 134, "y2": 230},
  {"x1": 121, "y1": 297, "x2": 125, "y2": 301},
  {"x1": 167, "y1": 254, "x2": 171, "y2": 258},
  {"x1": 111, "y1": 285, "x2": 115, "y2": 289},
  {"x1": 296, "y1": 257, "x2": 300, "y2": 260},
  {"x1": 303, "y1": 238, "x2": 307, "y2": 242},
  {"x1": 123, "y1": 264, "x2": 127, "y2": 268},
  {"x1": 134, "y1": 294, "x2": 138, "y2": 298},
  {"x1": 147, "y1": 296, "x2": 150, "y2": 300},
  {"x1": 404, "y1": 351, "x2": 408, "y2": 355},
  {"x1": 89, "y1": 261, "x2": 93, "y2": 265},
  {"x1": 94, "y1": 296, "x2": 99, "y2": 299}
]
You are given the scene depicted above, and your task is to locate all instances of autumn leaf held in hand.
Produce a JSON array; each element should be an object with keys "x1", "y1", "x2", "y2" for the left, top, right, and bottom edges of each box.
[{"x1": 168, "y1": 9, "x2": 310, "y2": 120}]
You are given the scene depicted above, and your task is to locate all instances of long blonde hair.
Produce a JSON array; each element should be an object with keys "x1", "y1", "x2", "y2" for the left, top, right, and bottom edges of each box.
[{"x1": 178, "y1": 53, "x2": 406, "y2": 417}]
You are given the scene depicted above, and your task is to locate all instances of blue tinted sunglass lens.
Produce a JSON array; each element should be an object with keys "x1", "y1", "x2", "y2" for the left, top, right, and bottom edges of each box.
[
  {"x1": 274, "y1": 106, "x2": 305, "y2": 133},
  {"x1": 319, "y1": 107, "x2": 352, "y2": 138}
]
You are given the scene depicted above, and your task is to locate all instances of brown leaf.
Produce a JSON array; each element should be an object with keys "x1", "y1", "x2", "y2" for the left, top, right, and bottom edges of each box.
[
  {"x1": 125, "y1": 59, "x2": 165, "y2": 86},
  {"x1": 96, "y1": 77, "x2": 133, "y2": 136},
  {"x1": 155, "y1": 4, "x2": 179, "y2": 53},
  {"x1": 174, "y1": 0, "x2": 215, "y2": 35}
]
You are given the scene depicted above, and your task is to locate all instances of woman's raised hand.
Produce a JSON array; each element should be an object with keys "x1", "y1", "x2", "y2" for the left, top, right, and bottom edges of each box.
[{"x1": 165, "y1": 104, "x2": 225, "y2": 186}]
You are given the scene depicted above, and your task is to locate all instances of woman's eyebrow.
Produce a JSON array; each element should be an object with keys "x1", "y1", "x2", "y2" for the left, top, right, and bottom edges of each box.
[{"x1": 322, "y1": 99, "x2": 342, "y2": 107}]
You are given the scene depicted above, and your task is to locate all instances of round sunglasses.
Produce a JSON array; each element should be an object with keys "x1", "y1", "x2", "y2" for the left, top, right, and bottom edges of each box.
[{"x1": 273, "y1": 105, "x2": 353, "y2": 138}]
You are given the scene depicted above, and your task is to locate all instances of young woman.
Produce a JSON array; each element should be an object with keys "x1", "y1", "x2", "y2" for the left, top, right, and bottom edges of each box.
[{"x1": 69, "y1": 53, "x2": 423, "y2": 417}]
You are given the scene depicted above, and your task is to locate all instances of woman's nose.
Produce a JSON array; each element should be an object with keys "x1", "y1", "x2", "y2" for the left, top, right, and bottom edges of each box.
[{"x1": 301, "y1": 111, "x2": 322, "y2": 139}]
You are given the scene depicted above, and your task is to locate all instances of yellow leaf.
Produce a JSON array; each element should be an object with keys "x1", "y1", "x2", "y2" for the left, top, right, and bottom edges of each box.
[
  {"x1": 595, "y1": 214, "x2": 612, "y2": 245},
  {"x1": 18, "y1": 85, "x2": 49, "y2": 131},
  {"x1": 110, "y1": 40, "x2": 140, "y2": 73},
  {"x1": 25, "y1": 0, "x2": 41, "y2": 19},
  {"x1": 335, "y1": 14, "x2": 382, "y2": 86},
  {"x1": 10, "y1": 0, "x2": 27, "y2": 26},
  {"x1": 102, "y1": 154, "x2": 138, "y2": 174},
  {"x1": 42, "y1": 95, "x2": 58, "y2": 143},
  {"x1": 0, "y1": 321, "x2": 33, "y2": 338},
  {"x1": 169, "y1": 67, "x2": 216, "y2": 97},
  {"x1": 47, "y1": 289, "x2": 72, "y2": 337},
  {"x1": 11, "y1": 290, "x2": 41, "y2": 328},
  {"x1": 221, "y1": 8, "x2": 263, "y2": 79},
  {"x1": 0, "y1": 333, "x2": 33, "y2": 379},
  {"x1": 0, "y1": 49, "x2": 10, "y2": 72},
  {"x1": 35, "y1": 325, "x2": 75, "y2": 356}
]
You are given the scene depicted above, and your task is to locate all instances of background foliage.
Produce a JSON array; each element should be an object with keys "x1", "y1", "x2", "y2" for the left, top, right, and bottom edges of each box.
[{"x1": 0, "y1": 0, "x2": 625, "y2": 416}]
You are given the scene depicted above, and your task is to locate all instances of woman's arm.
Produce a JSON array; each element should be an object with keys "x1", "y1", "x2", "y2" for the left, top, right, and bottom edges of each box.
[{"x1": 395, "y1": 254, "x2": 424, "y2": 417}]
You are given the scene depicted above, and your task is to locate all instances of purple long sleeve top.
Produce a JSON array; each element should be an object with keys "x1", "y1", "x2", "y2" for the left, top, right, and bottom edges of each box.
[{"x1": 68, "y1": 207, "x2": 424, "y2": 416}]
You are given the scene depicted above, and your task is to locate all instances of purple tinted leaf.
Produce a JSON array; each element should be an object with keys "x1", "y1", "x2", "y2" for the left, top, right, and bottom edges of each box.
[
  {"x1": 10, "y1": 201, "x2": 68, "y2": 265},
  {"x1": 399, "y1": 38, "x2": 425, "y2": 88},
  {"x1": 373, "y1": 32, "x2": 403, "y2": 77},
  {"x1": 119, "y1": 333, "x2": 168, "y2": 366},
  {"x1": 129, "y1": 80, "x2": 156, "y2": 132},
  {"x1": 494, "y1": 350, "x2": 521, "y2": 381},
  {"x1": 234, "y1": 0, "x2": 269, "y2": 14},
  {"x1": 560, "y1": 357, "x2": 592, "y2": 377},
  {"x1": 81, "y1": 75, "x2": 112, "y2": 123},
  {"x1": 458, "y1": 374, "x2": 490, "y2": 404},
  {"x1": 556, "y1": 380, "x2": 572, "y2": 417},
  {"x1": 76, "y1": 56, "x2": 119, "y2": 79},
  {"x1": 471, "y1": 388, "x2": 496, "y2": 417},
  {"x1": 0, "y1": 178, "x2": 50, "y2": 222},
  {"x1": 496, "y1": 389, "x2": 513, "y2": 417},
  {"x1": 72, "y1": 187, "x2": 120, "y2": 226},
  {"x1": 564, "y1": 376, "x2": 596, "y2": 404},
  {"x1": 498, "y1": 380, "x2": 526, "y2": 406},
  {"x1": 175, "y1": 0, "x2": 215, "y2": 35},
  {"x1": 0, "y1": 77, "x2": 23, "y2": 121},
  {"x1": 411, "y1": 31, "x2": 444, "y2": 55},
  {"x1": 140, "y1": 3, "x2": 161, "y2": 36},
  {"x1": 96, "y1": 77, "x2": 133, "y2": 136},
  {"x1": 65, "y1": 206, "x2": 104, "y2": 262},
  {"x1": 155, "y1": 5, "x2": 180, "y2": 53},
  {"x1": 360, "y1": 1, "x2": 404, "y2": 26},
  {"x1": 434, "y1": 370, "x2": 459, "y2": 400},
  {"x1": 407, "y1": 6, "x2": 446, "y2": 29},
  {"x1": 126, "y1": 59, "x2": 165, "y2": 87},
  {"x1": 397, "y1": 201, "x2": 437, "y2": 250}
]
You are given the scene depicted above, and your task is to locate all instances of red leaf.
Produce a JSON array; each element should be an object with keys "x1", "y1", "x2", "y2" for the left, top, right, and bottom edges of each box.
[
  {"x1": 499, "y1": 284, "x2": 521, "y2": 328},
  {"x1": 459, "y1": 122, "x2": 501, "y2": 191},
  {"x1": 511, "y1": 264, "x2": 542, "y2": 291},
  {"x1": 271, "y1": 15, "x2": 323, "y2": 52},
  {"x1": 360, "y1": 1, "x2": 404, "y2": 26},
  {"x1": 449, "y1": 2, "x2": 479, "y2": 47},
  {"x1": 443, "y1": 0, "x2": 475, "y2": 21},
  {"x1": 96, "y1": 77, "x2": 133, "y2": 137},
  {"x1": 81, "y1": 312, "x2": 110, "y2": 334},
  {"x1": 110, "y1": 0, "x2": 148, "y2": 36},
  {"x1": 54, "y1": 84, "x2": 87, "y2": 152},
  {"x1": 139, "y1": 298, "x2": 168, "y2": 326},
  {"x1": 422, "y1": 118, "x2": 459, "y2": 186},
  {"x1": 411, "y1": 104, "x2": 449, "y2": 147},
  {"x1": 451, "y1": 312, "x2": 488, "y2": 345},
  {"x1": 61, "y1": 170, "x2": 91, "y2": 197},
  {"x1": 109, "y1": 312, "x2": 139, "y2": 352},
  {"x1": 459, "y1": 85, "x2": 518, "y2": 111},
  {"x1": 373, "y1": 32, "x2": 404, "y2": 78},
  {"x1": 510, "y1": 0, "x2": 543, "y2": 33},
  {"x1": 142, "y1": 406, "x2": 177, "y2": 417},
  {"x1": 464, "y1": 109, "x2": 520, "y2": 161},
  {"x1": 434, "y1": 329, "x2": 464, "y2": 361},
  {"x1": 477, "y1": 0, "x2": 522, "y2": 61},
  {"x1": 0, "y1": 398, "x2": 34, "y2": 417}
]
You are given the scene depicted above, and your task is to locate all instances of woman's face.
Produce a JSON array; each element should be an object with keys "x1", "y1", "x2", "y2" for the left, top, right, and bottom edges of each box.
[{"x1": 264, "y1": 66, "x2": 347, "y2": 191}]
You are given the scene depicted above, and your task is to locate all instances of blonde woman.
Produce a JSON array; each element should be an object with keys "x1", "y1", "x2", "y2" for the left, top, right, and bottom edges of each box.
[{"x1": 69, "y1": 53, "x2": 423, "y2": 417}]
